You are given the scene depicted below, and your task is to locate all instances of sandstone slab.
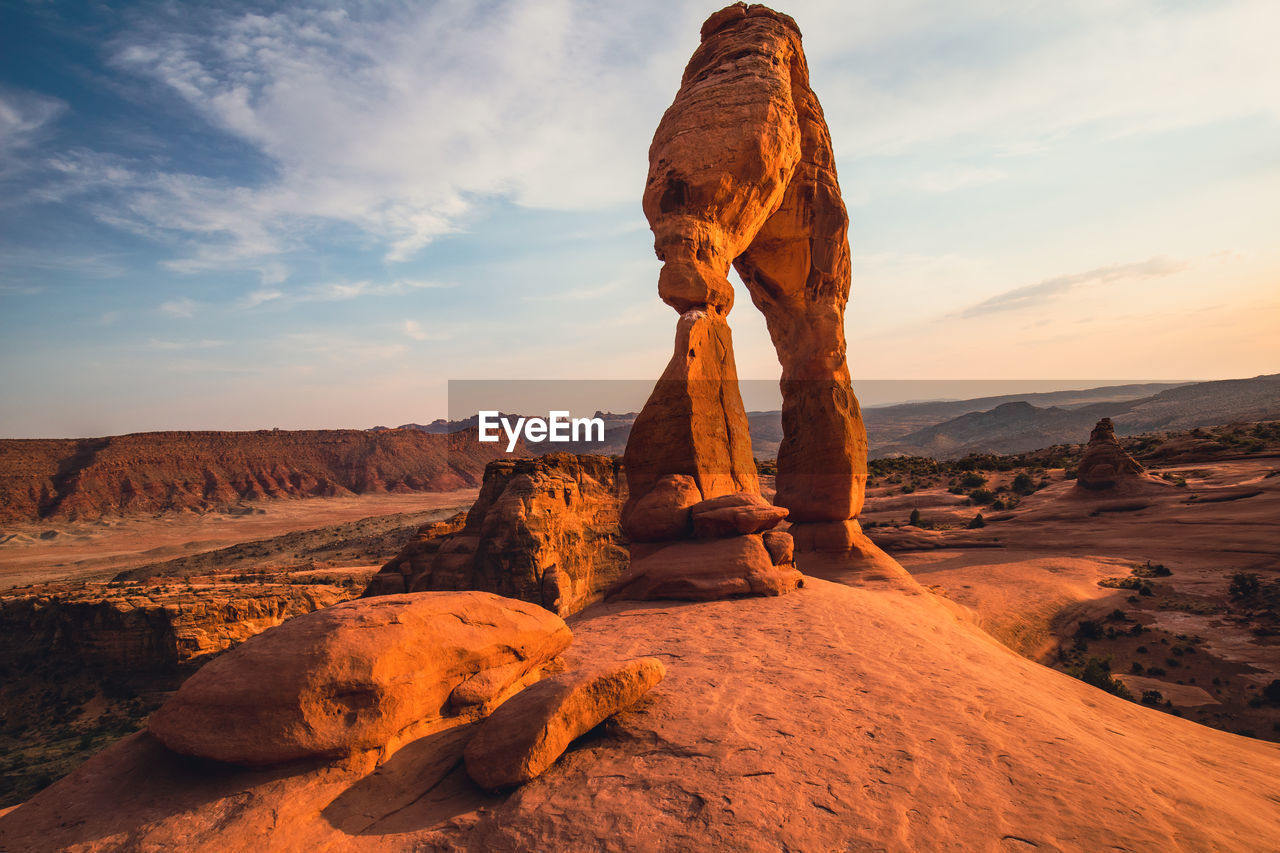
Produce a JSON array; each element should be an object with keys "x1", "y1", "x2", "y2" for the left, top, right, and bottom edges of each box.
[
  {"x1": 464, "y1": 657, "x2": 666, "y2": 791},
  {"x1": 148, "y1": 591, "x2": 571, "y2": 765}
]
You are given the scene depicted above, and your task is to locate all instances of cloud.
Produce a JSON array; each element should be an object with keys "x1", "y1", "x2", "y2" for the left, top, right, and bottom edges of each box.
[
  {"x1": 157, "y1": 297, "x2": 199, "y2": 318},
  {"x1": 958, "y1": 256, "x2": 1189, "y2": 318},
  {"x1": 0, "y1": 88, "x2": 65, "y2": 172},
  {"x1": 914, "y1": 166, "x2": 1005, "y2": 193},
  {"x1": 89, "y1": 2, "x2": 699, "y2": 270},
  {"x1": 147, "y1": 338, "x2": 228, "y2": 350}
]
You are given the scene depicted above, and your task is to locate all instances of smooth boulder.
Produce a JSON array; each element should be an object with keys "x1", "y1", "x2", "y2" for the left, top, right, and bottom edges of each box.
[
  {"x1": 149, "y1": 591, "x2": 572, "y2": 765},
  {"x1": 607, "y1": 535, "x2": 803, "y2": 601},
  {"x1": 464, "y1": 657, "x2": 666, "y2": 790}
]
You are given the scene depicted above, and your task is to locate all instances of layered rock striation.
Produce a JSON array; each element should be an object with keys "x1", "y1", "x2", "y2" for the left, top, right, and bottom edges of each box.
[
  {"x1": 620, "y1": 2, "x2": 877, "y2": 596},
  {"x1": 364, "y1": 455, "x2": 628, "y2": 616}
]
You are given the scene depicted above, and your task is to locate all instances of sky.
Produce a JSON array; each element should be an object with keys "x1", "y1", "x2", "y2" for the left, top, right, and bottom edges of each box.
[{"x1": 1, "y1": 0, "x2": 1277, "y2": 437}]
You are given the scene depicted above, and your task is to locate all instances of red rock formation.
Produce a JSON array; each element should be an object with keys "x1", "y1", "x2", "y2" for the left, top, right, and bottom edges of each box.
[
  {"x1": 363, "y1": 455, "x2": 627, "y2": 616},
  {"x1": 464, "y1": 657, "x2": 666, "y2": 791},
  {"x1": 624, "y1": 2, "x2": 868, "y2": 564},
  {"x1": 1075, "y1": 418, "x2": 1148, "y2": 491},
  {"x1": 0, "y1": 429, "x2": 509, "y2": 523},
  {"x1": 148, "y1": 591, "x2": 571, "y2": 765}
]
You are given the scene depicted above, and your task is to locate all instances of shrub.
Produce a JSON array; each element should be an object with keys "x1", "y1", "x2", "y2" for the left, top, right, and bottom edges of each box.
[
  {"x1": 1011, "y1": 472, "x2": 1036, "y2": 495},
  {"x1": 908, "y1": 508, "x2": 921, "y2": 526},
  {"x1": 960, "y1": 472, "x2": 987, "y2": 489},
  {"x1": 1076, "y1": 619, "x2": 1104, "y2": 640},
  {"x1": 967, "y1": 513, "x2": 985, "y2": 529},
  {"x1": 1229, "y1": 572, "x2": 1260, "y2": 599},
  {"x1": 1141, "y1": 690, "x2": 1163, "y2": 705},
  {"x1": 1077, "y1": 658, "x2": 1133, "y2": 700},
  {"x1": 968, "y1": 488, "x2": 996, "y2": 505}
]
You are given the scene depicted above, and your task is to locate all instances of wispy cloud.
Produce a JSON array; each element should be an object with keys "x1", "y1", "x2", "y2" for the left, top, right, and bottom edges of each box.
[
  {"x1": 147, "y1": 338, "x2": 228, "y2": 350},
  {"x1": 157, "y1": 297, "x2": 199, "y2": 318},
  {"x1": 958, "y1": 257, "x2": 1189, "y2": 318},
  {"x1": 914, "y1": 166, "x2": 1005, "y2": 194}
]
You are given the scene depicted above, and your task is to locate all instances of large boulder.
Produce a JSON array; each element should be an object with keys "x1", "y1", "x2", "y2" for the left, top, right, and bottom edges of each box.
[
  {"x1": 148, "y1": 591, "x2": 572, "y2": 765},
  {"x1": 464, "y1": 657, "x2": 666, "y2": 790}
]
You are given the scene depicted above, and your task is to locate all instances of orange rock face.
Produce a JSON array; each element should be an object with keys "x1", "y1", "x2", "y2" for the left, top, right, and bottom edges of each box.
[
  {"x1": 463, "y1": 657, "x2": 666, "y2": 791},
  {"x1": 148, "y1": 591, "x2": 571, "y2": 765},
  {"x1": 364, "y1": 455, "x2": 627, "y2": 616},
  {"x1": 625, "y1": 2, "x2": 867, "y2": 557},
  {"x1": 1075, "y1": 418, "x2": 1148, "y2": 491}
]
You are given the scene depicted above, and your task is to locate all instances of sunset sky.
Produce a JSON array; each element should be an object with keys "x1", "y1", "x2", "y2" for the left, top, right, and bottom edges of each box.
[{"x1": 2, "y1": 0, "x2": 1277, "y2": 437}]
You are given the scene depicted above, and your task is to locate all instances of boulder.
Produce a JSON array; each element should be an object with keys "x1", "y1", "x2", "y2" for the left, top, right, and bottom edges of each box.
[
  {"x1": 690, "y1": 491, "x2": 788, "y2": 537},
  {"x1": 148, "y1": 591, "x2": 572, "y2": 765},
  {"x1": 464, "y1": 657, "x2": 666, "y2": 790},
  {"x1": 762, "y1": 530, "x2": 794, "y2": 565},
  {"x1": 607, "y1": 535, "x2": 802, "y2": 602},
  {"x1": 620, "y1": 474, "x2": 702, "y2": 542}
]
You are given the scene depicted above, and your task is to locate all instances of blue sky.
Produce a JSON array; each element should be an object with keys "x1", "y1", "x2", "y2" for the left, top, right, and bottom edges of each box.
[{"x1": 1, "y1": 0, "x2": 1277, "y2": 437}]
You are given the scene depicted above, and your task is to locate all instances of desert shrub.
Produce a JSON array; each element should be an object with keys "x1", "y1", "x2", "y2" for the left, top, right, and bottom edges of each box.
[
  {"x1": 1141, "y1": 690, "x2": 1163, "y2": 705},
  {"x1": 1076, "y1": 658, "x2": 1133, "y2": 700},
  {"x1": 1107, "y1": 609, "x2": 1128, "y2": 622},
  {"x1": 1147, "y1": 666, "x2": 1167, "y2": 676},
  {"x1": 1099, "y1": 577, "x2": 1154, "y2": 595},
  {"x1": 960, "y1": 472, "x2": 987, "y2": 489},
  {"x1": 1130, "y1": 661, "x2": 1145, "y2": 674},
  {"x1": 1011, "y1": 472, "x2": 1036, "y2": 495},
  {"x1": 1264, "y1": 680, "x2": 1280, "y2": 705},
  {"x1": 1076, "y1": 619, "x2": 1104, "y2": 640},
  {"x1": 968, "y1": 488, "x2": 996, "y2": 505},
  {"x1": 1229, "y1": 573, "x2": 1260, "y2": 599},
  {"x1": 1133, "y1": 561, "x2": 1172, "y2": 578},
  {"x1": 901, "y1": 483, "x2": 916, "y2": 494},
  {"x1": 1063, "y1": 468, "x2": 1078, "y2": 480},
  {"x1": 908, "y1": 508, "x2": 921, "y2": 526},
  {"x1": 967, "y1": 513, "x2": 985, "y2": 529},
  {"x1": 755, "y1": 459, "x2": 777, "y2": 475}
]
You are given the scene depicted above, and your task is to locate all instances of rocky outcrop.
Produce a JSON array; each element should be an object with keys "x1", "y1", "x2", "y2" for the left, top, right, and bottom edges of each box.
[
  {"x1": 609, "y1": 533, "x2": 802, "y2": 602},
  {"x1": 1075, "y1": 418, "x2": 1152, "y2": 492},
  {"x1": 623, "y1": 2, "x2": 869, "y2": 568},
  {"x1": 464, "y1": 657, "x2": 666, "y2": 791},
  {"x1": 0, "y1": 429, "x2": 509, "y2": 523},
  {"x1": 0, "y1": 579, "x2": 356, "y2": 671},
  {"x1": 148, "y1": 592, "x2": 572, "y2": 765},
  {"x1": 363, "y1": 455, "x2": 627, "y2": 616}
]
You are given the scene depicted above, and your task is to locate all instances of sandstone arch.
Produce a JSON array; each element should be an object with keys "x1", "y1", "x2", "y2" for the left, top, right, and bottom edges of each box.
[{"x1": 623, "y1": 3, "x2": 867, "y2": 555}]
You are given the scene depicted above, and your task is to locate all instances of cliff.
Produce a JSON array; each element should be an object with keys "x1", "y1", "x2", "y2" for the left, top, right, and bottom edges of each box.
[{"x1": 0, "y1": 429, "x2": 509, "y2": 523}]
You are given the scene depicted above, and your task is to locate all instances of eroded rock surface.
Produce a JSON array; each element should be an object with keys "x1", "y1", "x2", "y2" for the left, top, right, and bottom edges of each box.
[
  {"x1": 624, "y1": 1, "x2": 868, "y2": 562},
  {"x1": 148, "y1": 591, "x2": 571, "y2": 765},
  {"x1": 364, "y1": 455, "x2": 627, "y2": 616},
  {"x1": 609, "y1": 535, "x2": 802, "y2": 602},
  {"x1": 464, "y1": 657, "x2": 666, "y2": 791},
  {"x1": 1075, "y1": 418, "x2": 1148, "y2": 491}
]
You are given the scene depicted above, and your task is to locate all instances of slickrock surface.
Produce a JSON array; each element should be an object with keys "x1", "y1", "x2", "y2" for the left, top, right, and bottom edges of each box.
[
  {"x1": 3, "y1": 577, "x2": 1277, "y2": 851},
  {"x1": 0, "y1": 429, "x2": 507, "y2": 523},
  {"x1": 148, "y1": 592, "x2": 571, "y2": 765},
  {"x1": 464, "y1": 657, "x2": 666, "y2": 791},
  {"x1": 1074, "y1": 417, "x2": 1163, "y2": 493},
  {"x1": 627, "y1": 2, "x2": 867, "y2": 554},
  {"x1": 364, "y1": 455, "x2": 627, "y2": 616}
]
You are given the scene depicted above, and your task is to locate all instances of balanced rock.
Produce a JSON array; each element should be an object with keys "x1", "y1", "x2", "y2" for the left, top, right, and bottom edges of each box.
[
  {"x1": 691, "y1": 491, "x2": 789, "y2": 538},
  {"x1": 464, "y1": 657, "x2": 666, "y2": 791},
  {"x1": 608, "y1": 535, "x2": 802, "y2": 602},
  {"x1": 1076, "y1": 418, "x2": 1147, "y2": 491},
  {"x1": 148, "y1": 591, "x2": 571, "y2": 765},
  {"x1": 364, "y1": 454, "x2": 627, "y2": 616},
  {"x1": 625, "y1": 2, "x2": 868, "y2": 558}
]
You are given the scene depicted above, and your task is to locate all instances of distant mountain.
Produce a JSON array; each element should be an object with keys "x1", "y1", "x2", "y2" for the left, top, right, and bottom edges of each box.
[{"x1": 878, "y1": 374, "x2": 1280, "y2": 458}]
